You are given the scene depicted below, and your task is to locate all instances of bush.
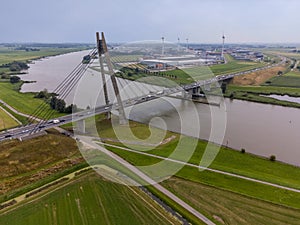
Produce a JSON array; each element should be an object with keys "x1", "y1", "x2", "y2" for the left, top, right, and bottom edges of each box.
[
  {"x1": 9, "y1": 76, "x2": 21, "y2": 83},
  {"x1": 270, "y1": 155, "x2": 276, "y2": 162},
  {"x1": 1, "y1": 74, "x2": 9, "y2": 79},
  {"x1": 241, "y1": 148, "x2": 245, "y2": 154}
]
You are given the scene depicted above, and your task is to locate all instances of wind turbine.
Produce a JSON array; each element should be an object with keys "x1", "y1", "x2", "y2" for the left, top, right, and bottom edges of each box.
[
  {"x1": 221, "y1": 32, "x2": 225, "y2": 60},
  {"x1": 186, "y1": 38, "x2": 189, "y2": 49},
  {"x1": 161, "y1": 37, "x2": 165, "y2": 57}
]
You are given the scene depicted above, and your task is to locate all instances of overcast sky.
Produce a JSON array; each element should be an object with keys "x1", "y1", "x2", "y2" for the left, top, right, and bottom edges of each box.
[{"x1": 1, "y1": 0, "x2": 300, "y2": 43}]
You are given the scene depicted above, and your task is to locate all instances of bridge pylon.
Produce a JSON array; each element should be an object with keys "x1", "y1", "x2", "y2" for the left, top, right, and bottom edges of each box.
[{"x1": 96, "y1": 32, "x2": 127, "y2": 125}]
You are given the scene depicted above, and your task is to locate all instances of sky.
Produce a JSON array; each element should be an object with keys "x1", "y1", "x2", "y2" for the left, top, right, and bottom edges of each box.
[{"x1": 1, "y1": 0, "x2": 300, "y2": 44}]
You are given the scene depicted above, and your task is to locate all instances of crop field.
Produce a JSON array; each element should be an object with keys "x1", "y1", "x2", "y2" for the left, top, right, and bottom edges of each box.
[
  {"x1": 0, "y1": 173, "x2": 180, "y2": 225},
  {"x1": 0, "y1": 107, "x2": 19, "y2": 130},
  {"x1": 162, "y1": 177, "x2": 300, "y2": 225},
  {"x1": 0, "y1": 131, "x2": 82, "y2": 201}
]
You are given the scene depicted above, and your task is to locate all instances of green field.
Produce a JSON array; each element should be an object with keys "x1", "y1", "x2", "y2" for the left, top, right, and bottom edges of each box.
[
  {"x1": 0, "y1": 46, "x2": 87, "y2": 66},
  {"x1": 225, "y1": 85, "x2": 300, "y2": 108},
  {"x1": 0, "y1": 107, "x2": 19, "y2": 130},
  {"x1": 91, "y1": 116, "x2": 300, "y2": 190},
  {"x1": 85, "y1": 116, "x2": 300, "y2": 211},
  {"x1": 162, "y1": 177, "x2": 300, "y2": 225},
  {"x1": 210, "y1": 55, "x2": 264, "y2": 76},
  {"x1": 0, "y1": 173, "x2": 180, "y2": 225},
  {"x1": 0, "y1": 82, "x2": 64, "y2": 119},
  {"x1": 263, "y1": 71, "x2": 300, "y2": 88},
  {"x1": 104, "y1": 144, "x2": 300, "y2": 220}
]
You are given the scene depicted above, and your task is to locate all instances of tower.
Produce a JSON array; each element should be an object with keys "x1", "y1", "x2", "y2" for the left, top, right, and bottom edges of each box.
[{"x1": 96, "y1": 32, "x2": 127, "y2": 125}]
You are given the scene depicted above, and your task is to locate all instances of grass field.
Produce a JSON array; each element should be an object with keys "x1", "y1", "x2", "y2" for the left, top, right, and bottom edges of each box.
[
  {"x1": 0, "y1": 173, "x2": 180, "y2": 225},
  {"x1": 92, "y1": 116, "x2": 300, "y2": 190},
  {"x1": 225, "y1": 85, "x2": 300, "y2": 108},
  {"x1": 210, "y1": 59, "x2": 263, "y2": 76},
  {"x1": 263, "y1": 71, "x2": 300, "y2": 88},
  {"x1": 0, "y1": 107, "x2": 19, "y2": 130},
  {"x1": 106, "y1": 144, "x2": 300, "y2": 209},
  {"x1": 0, "y1": 82, "x2": 64, "y2": 119},
  {"x1": 0, "y1": 46, "x2": 86, "y2": 66},
  {"x1": 162, "y1": 177, "x2": 300, "y2": 225}
]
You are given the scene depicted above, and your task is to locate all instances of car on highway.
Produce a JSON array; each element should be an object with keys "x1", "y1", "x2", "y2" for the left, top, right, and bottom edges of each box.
[{"x1": 53, "y1": 119, "x2": 60, "y2": 124}]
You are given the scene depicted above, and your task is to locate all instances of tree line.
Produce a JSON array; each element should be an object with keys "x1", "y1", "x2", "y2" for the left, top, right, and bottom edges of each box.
[{"x1": 35, "y1": 89, "x2": 77, "y2": 113}]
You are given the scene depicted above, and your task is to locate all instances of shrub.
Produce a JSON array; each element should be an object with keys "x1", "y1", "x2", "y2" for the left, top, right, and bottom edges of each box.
[
  {"x1": 270, "y1": 155, "x2": 276, "y2": 162},
  {"x1": 9, "y1": 76, "x2": 20, "y2": 83}
]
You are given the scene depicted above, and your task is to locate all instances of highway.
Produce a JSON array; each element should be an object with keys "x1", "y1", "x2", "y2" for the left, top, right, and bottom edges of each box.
[{"x1": 0, "y1": 56, "x2": 286, "y2": 142}]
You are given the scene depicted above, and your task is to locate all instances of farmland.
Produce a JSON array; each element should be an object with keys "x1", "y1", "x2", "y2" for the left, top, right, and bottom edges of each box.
[
  {"x1": 0, "y1": 130, "x2": 83, "y2": 202},
  {"x1": 162, "y1": 177, "x2": 300, "y2": 225},
  {"x1": 0, "y1": 172, "x2": 180, "y2": 225}
]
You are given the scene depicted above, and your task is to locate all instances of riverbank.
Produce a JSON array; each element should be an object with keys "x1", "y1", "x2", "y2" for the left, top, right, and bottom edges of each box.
[
  {"x1": 0, "y1": 45, "x2": 92, "y2": 75},
  {"x1": 225, "y1": 84, "x2": 300, "y2": 108}
]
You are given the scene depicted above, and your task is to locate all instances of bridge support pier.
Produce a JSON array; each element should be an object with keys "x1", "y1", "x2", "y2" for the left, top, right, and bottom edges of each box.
[{"x1": 76, "y1": 119, "x2": 86, "y2": 134}]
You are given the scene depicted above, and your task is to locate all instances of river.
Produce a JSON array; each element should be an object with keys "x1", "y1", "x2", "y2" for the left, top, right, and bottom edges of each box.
[{"x1": 20, "y1": 50, "x2": 300, "y2": 166}]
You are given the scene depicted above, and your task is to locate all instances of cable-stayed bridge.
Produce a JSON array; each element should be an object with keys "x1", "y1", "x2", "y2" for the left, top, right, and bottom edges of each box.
[{"x1": 0, "y1": 32, "x2": 285, "y2": 142}]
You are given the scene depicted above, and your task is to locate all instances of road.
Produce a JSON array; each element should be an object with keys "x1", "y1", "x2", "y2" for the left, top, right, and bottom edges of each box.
[{"x1": 79, "y1": 135, "x2": 216, "y2": 225}]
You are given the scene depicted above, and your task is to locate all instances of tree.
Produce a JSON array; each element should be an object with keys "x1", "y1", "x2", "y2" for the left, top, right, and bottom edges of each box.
[
  {"x1": 10, "y1": 76, "x2": 21, "y2": 83},
  {"x1": 56, "y1": 99, "x2": 66, "y2": 113},
  {"x1": 65, "y1": 104, "x2": 77, "y2": 113},
  {"x1": 50, "y1": 96, "x2": 58, "y2": 109},
  {"x1": 35, "y1": 89, "x2": 50, "y2": 99},
  {"x1": 221, "y1": 83, "x2": 227, "y2": 94},
  {"x1": 50, "y1": 96, "x2": 65, "y2": 111},
  {"x1": 270, "y1": 155, "x2": 276, "y2": 162}
]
